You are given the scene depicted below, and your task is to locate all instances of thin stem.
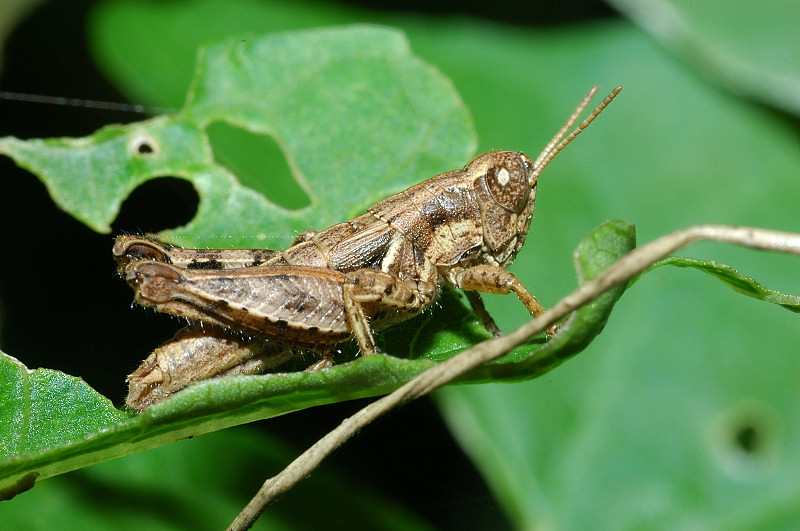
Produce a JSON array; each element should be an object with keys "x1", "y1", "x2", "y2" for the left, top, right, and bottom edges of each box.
[{"x1": 229, "y1": 224, "x2": 800, "y2": 530}]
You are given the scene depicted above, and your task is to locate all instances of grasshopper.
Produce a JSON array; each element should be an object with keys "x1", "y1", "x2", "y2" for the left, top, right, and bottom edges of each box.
[{"x1": 115, "y1": 85, "x2": 621, "y2": 410}]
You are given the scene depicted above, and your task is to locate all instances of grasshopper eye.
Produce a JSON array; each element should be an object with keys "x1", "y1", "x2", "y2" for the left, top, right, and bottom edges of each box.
[{"x1": 486, "y1": 162, "x2": 529, "y2": 212}]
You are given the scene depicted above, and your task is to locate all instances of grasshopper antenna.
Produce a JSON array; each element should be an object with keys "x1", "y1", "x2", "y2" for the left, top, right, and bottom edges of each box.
[{"x1": 531, "y1": 85, "x2": 622, "y2": 186}]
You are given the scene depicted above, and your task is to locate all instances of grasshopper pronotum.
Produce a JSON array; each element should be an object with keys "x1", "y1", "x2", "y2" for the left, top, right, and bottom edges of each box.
[{"x1": 115, "y1": 85, "x2": 621, "y2": 410}]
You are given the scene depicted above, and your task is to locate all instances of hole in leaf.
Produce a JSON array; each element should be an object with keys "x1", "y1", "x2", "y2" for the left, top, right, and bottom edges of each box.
[
  {"x1": 129, "y1": 134, "x2": 158, "y2": 156},
  {"x1": 206, "y1": 121, "x2": 310, "y2": 210},
  {"x1": 112, "y1": 177, "x2": 199, "y2": 234},
  {"x1": 709, "y1": 400, "x2": 780, "y2": 478},
  {"x1": 733, "y1": 424, "x2": 759, "y2": 454},
  {"x1": 136, "y1": 141, "x2": 154, "y2": 155}
]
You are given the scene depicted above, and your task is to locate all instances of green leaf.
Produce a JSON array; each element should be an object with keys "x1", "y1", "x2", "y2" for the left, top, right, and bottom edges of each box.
[
  {"x1": 0, "y1": 348, "x2": 421, "y2": 497},
  {"x1": 649, "y1": 257, "x2": 800, "y2": 312},
  {"x1": 0, "y1": 118, "x2": 209, "y2": 234},
  {"x1": 0, "y1": 355, "x2": 130, "y2": 455},
  {"x1": 0, "y1": 25, "x2": 477, "y2": 246}
]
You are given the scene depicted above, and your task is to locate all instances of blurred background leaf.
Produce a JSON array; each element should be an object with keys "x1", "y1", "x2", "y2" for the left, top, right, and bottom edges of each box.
[{"x1": 608, "y1": 0, "x2": 800, "y2": 115}]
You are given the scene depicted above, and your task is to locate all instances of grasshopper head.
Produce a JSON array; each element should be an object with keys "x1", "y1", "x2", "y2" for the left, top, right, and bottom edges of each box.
[
  {"x1": 470, "y1": 85, "x2": 622, "y2": 268},
  {"x1": 468, "y1": 150, "x2": 537, "y2": 268}
]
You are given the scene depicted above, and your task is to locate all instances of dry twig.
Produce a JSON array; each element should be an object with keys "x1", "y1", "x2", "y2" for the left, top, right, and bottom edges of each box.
[{"x1": 229, "y1": 224, "x2": 800, "y2": 530}]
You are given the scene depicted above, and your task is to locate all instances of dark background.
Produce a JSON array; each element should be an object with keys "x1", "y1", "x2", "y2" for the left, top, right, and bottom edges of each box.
[{"x1": 0, "y1": 1, "x2": 616, "y2": 528}]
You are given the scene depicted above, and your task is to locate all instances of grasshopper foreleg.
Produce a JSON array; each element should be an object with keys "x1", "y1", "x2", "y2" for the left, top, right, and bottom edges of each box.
[
  {"x1": 463, "y1": 291, "x2": 503, "y2": 337},
  {"x1": 450, "y1": 265, "x2": 557, "y2": 337}
]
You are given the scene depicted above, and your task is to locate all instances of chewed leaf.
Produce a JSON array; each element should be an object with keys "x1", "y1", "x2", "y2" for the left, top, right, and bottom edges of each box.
[
  {"x1": 651, "y1": 256, "x2": 800, "y2": 312},
  {"x1": 0, "y1": 25, "x2": 475, "y2": 248},
  {"x1": 0, "y1": 118, "x2": 210, "y2": 234}
]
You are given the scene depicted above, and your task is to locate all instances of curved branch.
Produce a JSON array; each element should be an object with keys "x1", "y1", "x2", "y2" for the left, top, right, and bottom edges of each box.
[{"x1": 229, "y1": 224, "x2": 800, "y2": 530}]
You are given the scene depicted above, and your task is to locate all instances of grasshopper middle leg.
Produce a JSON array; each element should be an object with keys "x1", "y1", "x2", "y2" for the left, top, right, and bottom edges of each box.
[{"x1": 343, "y1": 268, "x2": 437, "y2": 355}]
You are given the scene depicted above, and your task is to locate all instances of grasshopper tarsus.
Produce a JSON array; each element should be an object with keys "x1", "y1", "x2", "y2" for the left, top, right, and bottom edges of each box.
[
  {"x1": 116, "y1": 86, "x2": 621, "y2": 408},
  {"x1": 464, "y1": 291, "x2": 503, "y2": 337},
  {"x1": 304, "y1": 353, "x2": 336, "y2": 372}
]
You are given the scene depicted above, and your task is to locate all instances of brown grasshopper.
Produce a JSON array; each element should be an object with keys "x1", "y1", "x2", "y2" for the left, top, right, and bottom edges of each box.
[{"x1": 115, "y1": 85, "x2": 621, "y2": 410}]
